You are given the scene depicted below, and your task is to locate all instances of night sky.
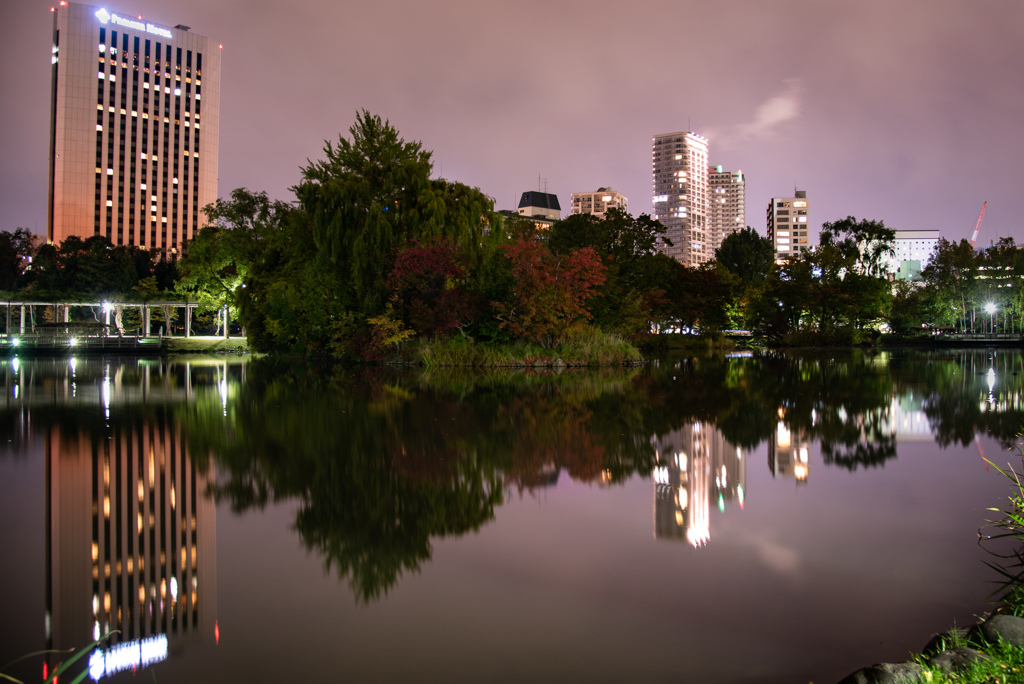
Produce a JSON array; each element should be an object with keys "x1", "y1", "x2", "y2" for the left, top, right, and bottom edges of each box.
[{"x1": 4, "y1": 0, "x2": 1024, "y2": 244}]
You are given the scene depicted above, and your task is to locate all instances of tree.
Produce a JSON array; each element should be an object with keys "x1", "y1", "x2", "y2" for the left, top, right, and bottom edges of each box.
[
  {"x1": 546, "y1": 209, "x2": 669, "y2": 336},
  {"x1": 492, "y1": 236, "x2": 606, "y2": 348},
  {"x1": 293, "y1": 111, "x2": 493, "y2": 316},
  {"x1": 178, "y1": 188, "x2": 297, "y2": 325},
  {"x1": 548, "y1": 208, "x2": 666, "y2": 263},
  {"x1": 0, "y1": 228, "x2": 36, "y2": 292},
  {"x1": 819, "y1": 216, "x2": 896, "y2": 278},
  {"x1": 715, "y1": 226, "x2": 774, "y2": 287},
  {"x1": 921, "y1": 238, "x2": 978, "y2": 331},
  {"x1": 386, "y1": 238, "x2": 478, "y2": 337}
]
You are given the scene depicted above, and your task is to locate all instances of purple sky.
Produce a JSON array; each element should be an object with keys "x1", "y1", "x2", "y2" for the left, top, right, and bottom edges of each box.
[{"x1": 4, "y1": 0, "x2": 1024, "y2": 244}]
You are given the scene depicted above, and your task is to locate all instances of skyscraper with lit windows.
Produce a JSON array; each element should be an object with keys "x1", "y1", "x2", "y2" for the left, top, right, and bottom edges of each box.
[
  {"x1": 47, "y1": 2, "x2": 220, "y2": 253},
  {"x1": 708, "y1": 166, "x2": 745, "y2": 251},
  {"x1": 766, "y1": 190, "x2": 811, "y2": 262},
  {"x1": 651, "y1": 132, "x2": 709, "y2": 267}
]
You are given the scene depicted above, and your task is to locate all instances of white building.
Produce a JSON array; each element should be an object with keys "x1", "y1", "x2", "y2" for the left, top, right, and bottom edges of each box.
[
  {"x1": 889, "y1": 230, "x2": 940, "y2": 280},
  {"x1": 708, "y1": 166, "x2": 745, "y2": 254},
  {"x1": 766, "y1": 190, "x2": 811, "y2": 261},
  {"x1": 570, "y1": 187, "x2": 627, "y2": 218},
  {"x1": 48, "y1": 2, "x2": 221, "y2": 253},
  {"x1": 652, "y1": 132, "x2": 709, "y2": 267}
]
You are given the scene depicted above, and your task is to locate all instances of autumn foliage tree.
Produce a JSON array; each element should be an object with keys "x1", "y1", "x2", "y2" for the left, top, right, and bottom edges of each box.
[
  {"x1": 492, "y1": 236, "x2": 606, "y2": 348},
  {"x1": 386, "y1": 238, "x2": 478, "y2": 337}
]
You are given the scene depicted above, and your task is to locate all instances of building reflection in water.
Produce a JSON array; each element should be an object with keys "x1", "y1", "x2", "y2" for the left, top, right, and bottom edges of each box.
[
  {"x1": 39, "y1": 360, "x2": 221, "y2": 680},
  {"x1": 652, "y1": 422, "x2": 745, "y2": 547},
  {"x1": 768, "y1": 408, "x2": 809, "y2": 483}
]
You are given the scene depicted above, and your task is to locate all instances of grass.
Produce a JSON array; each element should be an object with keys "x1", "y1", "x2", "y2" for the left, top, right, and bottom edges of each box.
[
  {"x1": 161, "y1": 335, "x2": 250, "y2": 354},
  {"x1": 913, "y1": 631, "x2": 1024, "y2": 683},
  {"x1": 410, "y1": 332, "x2": 643, "y2": 368},
  {"x1": 1, "y1": 632, "x2": 116, "y2": 684}
]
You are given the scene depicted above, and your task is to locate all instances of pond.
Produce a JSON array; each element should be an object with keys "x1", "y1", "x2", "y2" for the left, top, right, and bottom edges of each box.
[{"x1": 0, "y1": 349, "x2": 1021, "y2": 683}]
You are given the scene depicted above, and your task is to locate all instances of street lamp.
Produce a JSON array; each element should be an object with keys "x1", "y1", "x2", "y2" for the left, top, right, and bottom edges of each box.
[{"x1": 985, "y1": 302, "x2": 996, "y2": 334}]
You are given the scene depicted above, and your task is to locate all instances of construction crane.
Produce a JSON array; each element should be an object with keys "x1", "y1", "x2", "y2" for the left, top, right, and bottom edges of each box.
[{"x1": 969, "y1": 201, "x2": 987, "y2": 247}]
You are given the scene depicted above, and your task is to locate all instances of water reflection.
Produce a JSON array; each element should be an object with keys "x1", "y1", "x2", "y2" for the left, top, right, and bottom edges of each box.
[
  {"x1": 0, "y1": 357, "x2": 235, "y2": 680},
  {"x1": 185, "y1": 362, "x2": 656, "y2": 601},
  {"x1": 45, "y1": 422, "x2": 217, "y2": 679},
  {"x1": 653, "y1": 422, "x2": 745, "y2": 547},
  {"x1": 4, "y1": 348, "x2": 1024, "y2": 663}
]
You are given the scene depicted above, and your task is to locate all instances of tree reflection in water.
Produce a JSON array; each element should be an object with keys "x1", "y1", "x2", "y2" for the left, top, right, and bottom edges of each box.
[{"x1": 166, "y1": 349, "x2": 1024, "y2": 600}]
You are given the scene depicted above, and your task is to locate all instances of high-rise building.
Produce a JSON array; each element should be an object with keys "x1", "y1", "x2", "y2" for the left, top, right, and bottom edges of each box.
[
  {"x1": 766, "y1": 190, "x2": 811, "y2": 262},
  {"x1": 652, "y1": 132, "x2": 709, "y2": 267},
  {"x1": 47, "y1": 2, "x2": 221, "y2": 253},
  {"x1": 708, "y1": 166, "x2": 745, "y2": 253},
  {"x1": 570, "y1": 187, "x2": 628, "y2": 218}
]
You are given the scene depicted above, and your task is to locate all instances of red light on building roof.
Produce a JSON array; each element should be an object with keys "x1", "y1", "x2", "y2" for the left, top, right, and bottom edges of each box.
[
  {"x1": 138, "y1": 15, "x2": 143, "y2": 19},
  {"x1": 59, "y1": 1, "x2": 66, "y2": 5},
  {"x1": 218, "y1": 44, "x2": 223, "y2": 49}
]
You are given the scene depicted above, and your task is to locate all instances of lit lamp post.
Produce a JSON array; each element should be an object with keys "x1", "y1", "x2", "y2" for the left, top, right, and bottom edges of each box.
[{"x1": 985, "y1": 302, "x2": 996, "y2": 335}]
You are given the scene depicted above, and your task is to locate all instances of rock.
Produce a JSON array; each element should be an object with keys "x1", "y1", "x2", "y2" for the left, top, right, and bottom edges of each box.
[
  {"x1": 980, "y1": 614, "x2": 1024, "y2": 646},
  {"x1": 836, "y1": 661, "x2": 924, "y2": 684},
  {"x1": 921, "y1": 626, "x2": 971, "y2": 655},
  {"x1": 926, "y1": 646, "x2": 992, "y2": 671}
]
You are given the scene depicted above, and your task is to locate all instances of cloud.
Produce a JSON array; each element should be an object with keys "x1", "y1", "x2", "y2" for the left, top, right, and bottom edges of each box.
[{"x1": 707, "y1": 78, "x2": 804, "y2": 149}]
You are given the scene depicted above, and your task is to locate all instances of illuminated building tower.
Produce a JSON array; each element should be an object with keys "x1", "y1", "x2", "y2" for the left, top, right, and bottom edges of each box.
[
  {"x1": 47, "y1": 2, "x2": 221, "y2": 253},
  {"x1": 652, "y1": 422, "x2": 746, "y2": 547},
  {"x1": 766, "y1": 190, "x2": 811, "y2": 262},
  {"x1": 708, "y1": 166, "x2": 745, "y2": 254},
  {"x1": 46, "y1": 420, "x2": 217, "y2": 679},
  {"x1": 652, "y1": 132, "x2": 709, "y2": 267},
  {"x1": 570, "y1": 187, "x2": 628, "y2": 218}
]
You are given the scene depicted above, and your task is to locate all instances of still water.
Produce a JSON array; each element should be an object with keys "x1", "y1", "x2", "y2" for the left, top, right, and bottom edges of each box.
[{"x1": 0, "y1": 349, "x2": 1021, "y2": 683}]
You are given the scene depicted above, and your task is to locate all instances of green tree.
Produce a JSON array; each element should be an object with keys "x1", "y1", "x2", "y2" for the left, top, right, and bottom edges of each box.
[
  {"x1": 820, "y1": 216, "x2": 896, "y2": 278},
  {"x1": 0, "y1": 228, "x2": 37, "y2": 292},
  {"x1": 921, "y1": 238, "x2": 978, "y2": 331},
  {"x1": 715, "y1": 226, "x2": 774, "y2": 288},
  {"x1": 715, "y1": 226, "x2": 776, "y2": 329},
  {"x1": 294, "y1": 111, "x2": 493, "y2": 317},
  {"x1": 178, "y1": 188, "x2": 295, "y2": 314}
]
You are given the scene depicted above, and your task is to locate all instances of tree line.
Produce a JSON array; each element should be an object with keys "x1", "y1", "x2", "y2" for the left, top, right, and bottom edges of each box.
[{"x1": 4, "y1": 111, "x2": 1018, "y2": 348}]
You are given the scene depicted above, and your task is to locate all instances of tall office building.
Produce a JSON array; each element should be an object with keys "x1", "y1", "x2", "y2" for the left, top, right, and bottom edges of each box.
[
  {"x1": 766, "y1": 190, "x2": 810, "y2": 262},
  {"x1": 708, "y1": 166, "x2": 745, "y2": 252},
  {"x1": 570, "y1": 187, "x2": 628, "y2": 218},
  {"x1": 48, "y1": 2, "x2": 221, "y2": 253},
  {"x1": 652, "y1": 132, "x2": 709, "y2": 267}
]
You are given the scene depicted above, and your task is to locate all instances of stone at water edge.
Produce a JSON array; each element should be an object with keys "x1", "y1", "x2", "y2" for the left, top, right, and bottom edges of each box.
[
  {"x1": 926, "y1": 646, "x2": 992, "y2": 671},
  {"x1": 836, "y1": 661, "x2": 924, "y2": 684},
  {"x1": 979, "y1": 614, "x2": 1024, "y2": 646},
  {"x1": 921, "y1": 626, "x2": 971, "y2": 655}
]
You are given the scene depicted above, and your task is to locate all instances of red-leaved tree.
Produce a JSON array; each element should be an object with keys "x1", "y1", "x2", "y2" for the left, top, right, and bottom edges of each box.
[
  {"x1": 493, "y1": 236, "x2": 606, "y2": 348},
  {"x1": 387, "y1": 238, "x2": 477, "y2": 337}
]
